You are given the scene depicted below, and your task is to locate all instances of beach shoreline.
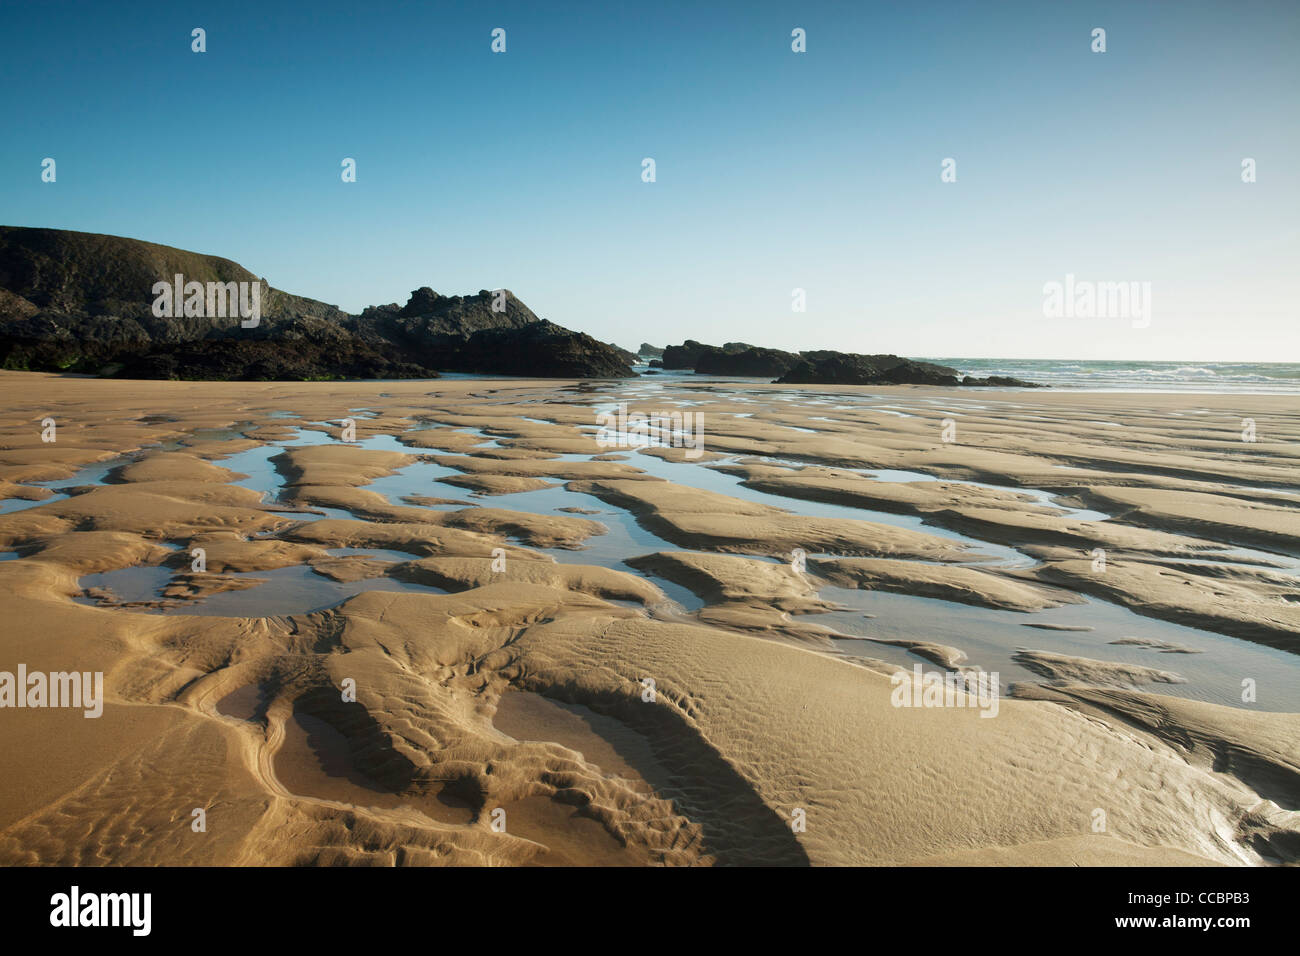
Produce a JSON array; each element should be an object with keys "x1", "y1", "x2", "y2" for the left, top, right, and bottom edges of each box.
[{"x1": 1, "y1": 370, "x2": 1297, "y2": 866}]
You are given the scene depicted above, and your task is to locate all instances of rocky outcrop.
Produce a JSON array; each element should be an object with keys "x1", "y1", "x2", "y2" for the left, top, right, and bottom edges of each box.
[
  {"x1": 113, "y1": 334, "x2": 429, "y2": 381},
  {"x1": 661, "y1": 339, "x2": 711, "y2": 369},
  {"x1": 777, "y1": 353, "x2": 961, "y2": 386},
  {"x1": 638, "y1": 343, "x2": 664, "y2": 359},
  {"x1": 0, "y1": 227, "x2": 1042, "y2": 387},
  {"x1": 661, "y1": 339, "x2": 756, "y2": 369},
  {"x1": 776, "y1": 352, "x2": 1042, "y2": 387},
  {"x1": 439, "y1": 320, "x2": 641, "y2": 378},
  {"x1": 609, "y1": 343, "x2": 640, "y2": 365},
  {"x1": 695, "y1": 346, "x2": 801, "y2": 377},
  {"x1": 960, "y1": 374, "x2": 1046, "y2": 387},
  {"x1": 658, "y1": 337, "x2": 1042, "y2": 386},
  {"x1": 0, "y1": 227, "x2": 635, "y2": 380}
]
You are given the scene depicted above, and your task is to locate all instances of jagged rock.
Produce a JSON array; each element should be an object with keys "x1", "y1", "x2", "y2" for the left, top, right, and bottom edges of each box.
[
  {"x1": 609, "y1": 343, "x2": 640, "y2": 365},
  {"x1": 0, "y1": 227, "x2": 634, "y2": 380}
]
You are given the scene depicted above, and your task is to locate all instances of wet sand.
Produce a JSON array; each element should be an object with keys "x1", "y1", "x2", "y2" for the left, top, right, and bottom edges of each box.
[{"x1": 0, "y1": 371, "x2": 1297, "y2": 866}]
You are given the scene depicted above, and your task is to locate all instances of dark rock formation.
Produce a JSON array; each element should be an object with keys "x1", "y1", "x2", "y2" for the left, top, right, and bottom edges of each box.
[
  {"x1": 608, "y1": 343, "x2": 640, "y2": 365},
  {"x1": 0, "y1": 227, "x2": 635, "y2": 380},
  {"x1": 659, "y1": 337, "x2": 1043, "y2": 386},
  {"x1": 661, "y1": 339, "x2": 755, "y2": 369},
  {"x1": 776, "y1": 353, "x2": 961, "y2": 386},
  {"x1": 695, "y1": 345, "x2": 801, "y2": 377},
  {"x1": 960, "y1": 374, "x2": 1045, "y2": 388},
  {"x1": 661, "y1": 339, "x2": 711, "y2": 369},
  {"x1": 440, "y1": 321, "x2": 640, "y2": 378},
  {"x1": 776, "y1": 352, "x2": 1042, "y2": 387},
  {"x1": 638, "y1": 342, "x2": 664, "y2": 359},
  {"x1": 350, "y1": 287, "x2": 542, "y2": 369}
]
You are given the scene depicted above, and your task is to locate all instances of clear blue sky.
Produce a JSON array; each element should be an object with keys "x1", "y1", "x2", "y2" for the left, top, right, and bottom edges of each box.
[{"x1": 2, "y1": 0, "x2": 1296, "y2": 360}]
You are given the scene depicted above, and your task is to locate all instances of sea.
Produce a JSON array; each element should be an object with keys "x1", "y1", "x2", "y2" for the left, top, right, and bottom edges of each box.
[
  {"x1": 921, "y1": 359, "x2": 1300, "y2": 394},
  {"x1": 634, "y1": 359, "x2": 1300, "y2": 394}
]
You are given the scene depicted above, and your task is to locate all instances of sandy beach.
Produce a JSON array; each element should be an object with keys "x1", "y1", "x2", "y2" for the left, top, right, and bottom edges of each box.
[{"x1": 0, "y1": 371, "x2": 1297, "y2": 866}]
